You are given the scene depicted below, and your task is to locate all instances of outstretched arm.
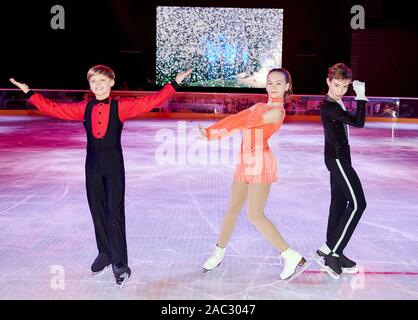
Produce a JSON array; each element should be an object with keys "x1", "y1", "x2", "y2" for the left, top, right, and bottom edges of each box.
[
  {"x1": 118, "y1": 69, "x2": 192, "y2": 122},
  {"x1": 200, "y1": 105, "x2": 285, "y2": 140},
  {"x1": 9, "y1": 78, "x2": 85, "y2": 120}
]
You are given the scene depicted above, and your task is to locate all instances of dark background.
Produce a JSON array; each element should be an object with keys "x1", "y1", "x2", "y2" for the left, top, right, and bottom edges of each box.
[{"x1": 1, "y1": 0, "x2": 417, "y2": 96}]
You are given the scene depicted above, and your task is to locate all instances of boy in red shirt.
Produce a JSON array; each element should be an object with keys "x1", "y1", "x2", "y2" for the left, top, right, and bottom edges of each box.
[{"x1": 10, "y1": 66, "x2": 191, "y2": 287}]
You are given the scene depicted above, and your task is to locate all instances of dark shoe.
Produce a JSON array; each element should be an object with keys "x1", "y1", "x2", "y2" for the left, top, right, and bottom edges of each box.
[
  {"x1": 112, "y1": 263, "x2": 131, "y2": 288},
  {"x1": 317, "y1": 250, "x2": 342, "y2": 275},
  {"x1": 339, "y1": 253, "x2": 356, "y2": 268},
  {"x1": 91, "y1": 253, "x2": 111, "y2": 274}
]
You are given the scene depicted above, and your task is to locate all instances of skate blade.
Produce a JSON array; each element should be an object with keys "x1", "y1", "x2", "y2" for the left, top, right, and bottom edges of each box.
[
  {"x1": 116, "y1": 273, "x2": 130, "y2": 289},
  {"x1": 91, "y1": 265, "x2": 110, "y2": 277},
  {"x1": 319, "y1": 267, "x2": 358, "y2": 274},
  {"x1": 342, "y1": 267, "x2": 359, "y2": 274},
  {"x1": 311, "y1": 254, "x2": 340, "y2": 280},
  {"x1": 202, "y1": 262, "x2": 221, "y2": 273},
  {"x1": 286, "y1": 258, "x2": 313, "y2": 282}
]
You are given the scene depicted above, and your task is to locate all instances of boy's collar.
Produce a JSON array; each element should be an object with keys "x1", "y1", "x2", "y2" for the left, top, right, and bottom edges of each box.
[
  {"x1": 93, "y1": 97, "x2": 111, "y2": 104},
  {"x1": 325, "y1": 95, "x2": 340, "y2": 103}
]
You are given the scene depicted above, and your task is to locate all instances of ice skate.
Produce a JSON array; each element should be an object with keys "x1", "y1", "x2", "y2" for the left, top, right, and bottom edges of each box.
[
  {"x1": 203, "y1": 245, "x2": 226, "y2": 273},
  {"x1": 316, "y1": 250, "x2": 358, "y2": 274},
  {"x1": 286, "y1": 258, "x2": 314, "y2": 282},
  {"x1": 112, "y1": 263, "x2": 131, "y2": 288},
  {"x1": 338, "y1": 253, "x2": 359, "y2": 274},
  {"x1": 311, "y1": 251, "x2": 341, "y2": 279},
  {"x1": 280, "y1": 248, "x2": 309, "y2": 281},
  {"x1": 91, "y1": 253, "x2": 111, "y2": 276}
]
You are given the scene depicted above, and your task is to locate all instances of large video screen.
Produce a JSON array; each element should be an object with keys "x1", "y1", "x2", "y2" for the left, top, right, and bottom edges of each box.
[{"x1": 156, "y1": 7, "x2": 283, "y2": 88}]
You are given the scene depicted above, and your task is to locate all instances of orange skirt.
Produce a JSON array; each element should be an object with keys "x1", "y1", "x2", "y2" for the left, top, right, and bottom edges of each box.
[{"x1": 234, "y1": 149, "x2": 278, "y2": 184}]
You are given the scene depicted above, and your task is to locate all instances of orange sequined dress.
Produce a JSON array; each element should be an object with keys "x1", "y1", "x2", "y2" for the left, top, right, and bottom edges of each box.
[{"x1": 206, "y1": 103, "x2": 285, "y2": 184}]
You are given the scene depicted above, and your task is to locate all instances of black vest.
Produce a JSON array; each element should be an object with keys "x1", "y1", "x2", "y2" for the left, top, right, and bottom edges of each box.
[{"x1": 83, "y1": 100, "x2": 123, "y2": 152}]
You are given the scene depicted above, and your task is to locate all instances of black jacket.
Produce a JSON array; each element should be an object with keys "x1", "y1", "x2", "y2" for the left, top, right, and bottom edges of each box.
[{"x1": 320, "y1": 96, "x2": 366, "y2": 160}]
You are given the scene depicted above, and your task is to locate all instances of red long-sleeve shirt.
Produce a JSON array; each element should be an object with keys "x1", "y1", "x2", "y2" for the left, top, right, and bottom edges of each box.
[{"x1": 26, "y1": 83, "x2": 176, "y2": 139}]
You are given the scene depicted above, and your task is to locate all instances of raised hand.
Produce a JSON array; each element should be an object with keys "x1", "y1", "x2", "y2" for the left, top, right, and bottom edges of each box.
[
  {"x1": 352, "y1": 80, "x2": 368, "y2": 101},
  {"x1": 9, "y1": 78, "x2": 30, "y2": 94},
  {"x1": 175, "y1": 69, "x2": 193, "y2": 85}
]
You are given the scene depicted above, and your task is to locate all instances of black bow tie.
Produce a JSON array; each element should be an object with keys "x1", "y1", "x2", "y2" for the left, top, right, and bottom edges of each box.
[{"x1": 93, "y1": 97, "x2": 110, "y2": 104}]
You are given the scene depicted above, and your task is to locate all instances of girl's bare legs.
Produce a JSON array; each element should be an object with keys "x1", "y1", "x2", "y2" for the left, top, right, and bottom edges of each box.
[
  {"x1": 217, "y1": 180, "x2": 249, "y2": 248},
  {"x1": 205, "y1": 181, "x2": 304, "y2": 278},
  {"x1": 203, "y1": 180, "x2": 248, "y2": 271},
  {"x1": 247, "y1": 183, "x2": 289, "y2": 253},
  {"x1": 247, "y1": 183, "x2": 307, "y2": 279}
]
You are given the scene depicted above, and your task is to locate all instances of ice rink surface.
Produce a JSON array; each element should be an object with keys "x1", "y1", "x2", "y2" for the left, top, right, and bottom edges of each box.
[{"x1": 0, "y1": 116, "x2": 417, "y2": 299}]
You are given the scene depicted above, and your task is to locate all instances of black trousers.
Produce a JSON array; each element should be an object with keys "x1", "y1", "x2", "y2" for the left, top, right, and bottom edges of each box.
[
  {"x1": 85, "y1": 148, "x2": 127, "y2": 265},
  {"x1": 325, "y1": 157, "x2": 367, "y2": 255}
]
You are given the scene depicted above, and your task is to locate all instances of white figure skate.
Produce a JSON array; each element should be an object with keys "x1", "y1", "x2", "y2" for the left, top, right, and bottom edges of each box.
[
  {"x1": 280, "y1": 248, "x2": 310, "y2": 281},
  {"x1": 203, "y1": 245, "x2": 226, "y2": 273}
]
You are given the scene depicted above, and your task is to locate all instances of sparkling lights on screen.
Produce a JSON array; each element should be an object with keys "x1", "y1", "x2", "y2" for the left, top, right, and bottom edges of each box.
[{"x1": 156, "y1": 7, "x2": 283, "y2": 88}]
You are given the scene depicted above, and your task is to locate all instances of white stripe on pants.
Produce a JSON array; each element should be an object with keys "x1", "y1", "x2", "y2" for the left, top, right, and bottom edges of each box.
[{"x1": 332, "y1": 159, "x2": 358, "y2": 253}]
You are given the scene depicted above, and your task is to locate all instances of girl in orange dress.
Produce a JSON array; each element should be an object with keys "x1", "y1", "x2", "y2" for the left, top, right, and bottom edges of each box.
[{"x1": 199, "y1": 69, "x2": 307, "y2": 280}]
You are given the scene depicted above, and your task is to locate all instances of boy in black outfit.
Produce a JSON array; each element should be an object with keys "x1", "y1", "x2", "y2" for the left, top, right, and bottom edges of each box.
[{"x1": 316, "y1": 63, "x2": 368, "y2": 276}]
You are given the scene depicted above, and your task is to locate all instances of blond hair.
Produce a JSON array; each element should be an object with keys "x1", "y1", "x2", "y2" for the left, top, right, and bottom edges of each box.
[{"x1": 87, "y1": 65, "x2": 115, "y2": 81}]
